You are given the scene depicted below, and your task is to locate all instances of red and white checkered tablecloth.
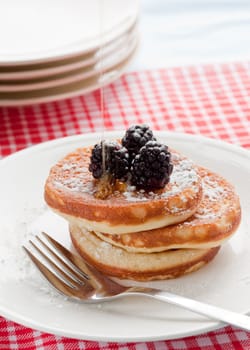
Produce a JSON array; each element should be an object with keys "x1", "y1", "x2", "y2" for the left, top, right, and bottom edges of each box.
[{"x1": 0, "y1": 62, "x2": 250, "y2": 349}]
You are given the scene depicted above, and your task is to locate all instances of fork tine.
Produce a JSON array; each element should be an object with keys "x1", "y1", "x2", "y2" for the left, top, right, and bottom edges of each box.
[
  {"x1": 41, "y1": 232, "x2": 127, "y2": 293},
  {"x1": 29, "y1": 238, "x2": 85, "y2": 285},
  {"x1": 41, "y1": 232, "x2": 127, "y2": 294},
  {"x1": 36, "y1": 235, "x2": 89, "y2": 284},
  {"x1": 41, "y1": 232, "x2": 115, "y2": 290},
  {"x1": 41, "y1": 232, "x2": 90, "y2": 280},
  {"x1": 23, "y1": 246, "x2": 79, "y2": 297},
  {"x1": 23, "y1": 245, "x2": 97, "y2": 301},
  {"x1": 28, "y1": 240, "x2": 85, "y2": 287}
]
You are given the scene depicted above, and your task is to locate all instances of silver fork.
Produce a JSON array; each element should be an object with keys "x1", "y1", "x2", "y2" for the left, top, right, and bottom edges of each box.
[{"x1": 23, "y1": 232, "x2": 250, "y2": 331}]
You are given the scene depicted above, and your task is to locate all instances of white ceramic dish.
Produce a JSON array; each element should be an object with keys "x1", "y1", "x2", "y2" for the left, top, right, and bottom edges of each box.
[
  {"x1": 0, "y1": 131, "x2": 249, "y2": 342},
  {"x1": 0, "y1": 22, "x2": 137, "y2": 81},
  {"x1": 0, "y1": 45, "x2": 137, "y2": 106},
  {"x1": 0, "y1": 0, "x2": 138, "y2": 65},
  {"x1": 0, "y1": 33, "x2": 138, "y2": 92}
]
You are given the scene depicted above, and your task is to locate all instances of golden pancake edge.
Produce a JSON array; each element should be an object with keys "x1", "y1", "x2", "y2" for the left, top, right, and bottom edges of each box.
[{"x1": 44, "y1": 147, "x2": 202, "y2": 234}]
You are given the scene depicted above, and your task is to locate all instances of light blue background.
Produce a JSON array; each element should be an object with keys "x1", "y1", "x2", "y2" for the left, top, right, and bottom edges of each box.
[{"x1": 131, "y1": 0, "x2": 250, "y2": 69}]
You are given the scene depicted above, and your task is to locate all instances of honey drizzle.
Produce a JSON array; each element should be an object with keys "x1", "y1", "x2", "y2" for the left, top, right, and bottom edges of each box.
[
  {"x1": 99, "y1": 0, "x2": 107, "y2": 175},
  {"x1": 95, "y1": 1, "x2": 126, "y2": 199}
]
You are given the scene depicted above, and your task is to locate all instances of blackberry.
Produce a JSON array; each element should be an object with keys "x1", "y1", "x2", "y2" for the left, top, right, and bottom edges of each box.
[
  {"x1": 89, "y1": 141, "x2": 129, "y2": 180},
  {"x1": 109, "y1": 146, "x2": 130, "y2": 180},
  {"x1": 131, "y1": 140, "x2": 173, "y2": 190},
  {"x1": 89, "y1": 143, "x2": 103, "y2": 179},
  {"x1": 122, "y1": 124, "x2": 156, "y2": 160}
]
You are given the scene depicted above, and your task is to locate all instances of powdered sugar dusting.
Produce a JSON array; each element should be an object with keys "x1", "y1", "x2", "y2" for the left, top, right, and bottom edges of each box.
[
  {"x1": 53, "y1": 164, "x2": 94, "y2": 194},
  {"x1": 52, "y1": 150, "x2": 200, "y2": 206},
  {"x1": 0, "y1": 204, "x2": 46, "y2": 282},
  {"x1": 123, "y1": 155, "x2": 200, "y2": 202},
  {"x1": 167, "y1": 159, "x2": 199, "y2": 195},
  {"x1": 80, "y1": 233, "x2": 121, "y2": 260},
  {"x1": 54, "y1": 177, "x2": 93, "y2": 194},
  {"x1": 0, "y1": 204, "x2": 71, "y2": 304},
  {"x1": 62, "y1": 163, "x2": 76, "y2": 171},
  {"x1": 203, "y1": 176, "x2": 225, "y2": 202},
  {"x1": 194, "y1": 175, "x2": 228, "y2": 220}
]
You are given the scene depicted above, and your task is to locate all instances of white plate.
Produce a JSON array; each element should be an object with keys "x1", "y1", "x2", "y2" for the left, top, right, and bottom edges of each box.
[
  {"x1": 0, "y1": 132, "x2": 249, "y2": 342},
  {"x1": 0, "y1": 0, "x2": 138, "y2": 65},
  {"x1": 0, "y1": 33, "x2": 138, "y2": 92},
  {"x1": 0, "y1": 44, "x2": 137, "y2": 106},
  {"x1": 0, "y1": 21, "x2": 137, "y2": 81}
]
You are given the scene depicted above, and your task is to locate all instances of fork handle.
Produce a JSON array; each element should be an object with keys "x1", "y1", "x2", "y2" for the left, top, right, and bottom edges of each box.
[{"x1": 136, "y1": 289, "x2": 250, "y2": 331}]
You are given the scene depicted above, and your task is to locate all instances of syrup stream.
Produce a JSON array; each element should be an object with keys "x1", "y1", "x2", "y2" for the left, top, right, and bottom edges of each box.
[{"x1": 99, "y1": 0, "x2": 107, "y2": 174}]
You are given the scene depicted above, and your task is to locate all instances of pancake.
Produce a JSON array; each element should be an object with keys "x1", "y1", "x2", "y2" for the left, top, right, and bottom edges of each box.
[
  {"x1": 94, "y1": 167, "x2": 241, "y2": 252},
  {"x1": 70, "y1": 224, "x2": 220, "y2": 281},
  {"x1": 44, "y1": 147, "x2": 202, "y2": 234}
]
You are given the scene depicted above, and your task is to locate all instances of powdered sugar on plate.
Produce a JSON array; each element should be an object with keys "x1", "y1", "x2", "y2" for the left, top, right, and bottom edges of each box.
[
  {"x1": 0, "y1": 203, "x2": 71, "y2": 303},
  {"x1": 0, "y1": 204, "x2": 45, "y2": 281}
]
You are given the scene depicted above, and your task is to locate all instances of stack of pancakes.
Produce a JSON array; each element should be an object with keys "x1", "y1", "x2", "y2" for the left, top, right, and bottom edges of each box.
[{"x1": 44, "y1": 146, "x2": 241, "y2": 281}]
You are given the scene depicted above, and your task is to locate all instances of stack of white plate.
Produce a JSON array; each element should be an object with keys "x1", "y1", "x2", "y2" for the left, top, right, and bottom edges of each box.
[{"x1": 0, "y1": 0, "x2": 139, "y2": 106}]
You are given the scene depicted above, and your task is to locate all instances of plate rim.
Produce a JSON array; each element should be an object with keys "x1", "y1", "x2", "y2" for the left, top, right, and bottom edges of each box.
[
  {"x1": 0, "y1": 2, "x2": 138, "y2": 66},
  {"x1": 1, "y1": 131, "x2": 249, "y2": 165},
  {"x1": 0, "y1": 22, "x2": 138, "y2": 81},
  {"x1": 0, "y1": 131, "x2": 249, "y2": 342},
  {"x1": 0, "y1": 34, "x2": 138, "y2": 93},
  {"x1": 0, "y1": 42, "x2": 138, "y2": 107}
]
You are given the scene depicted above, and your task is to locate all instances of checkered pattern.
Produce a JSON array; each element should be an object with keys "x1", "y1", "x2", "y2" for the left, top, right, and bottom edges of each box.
[{"x1": 0, "y1": 61, "x2": 250, "y2": 349}]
